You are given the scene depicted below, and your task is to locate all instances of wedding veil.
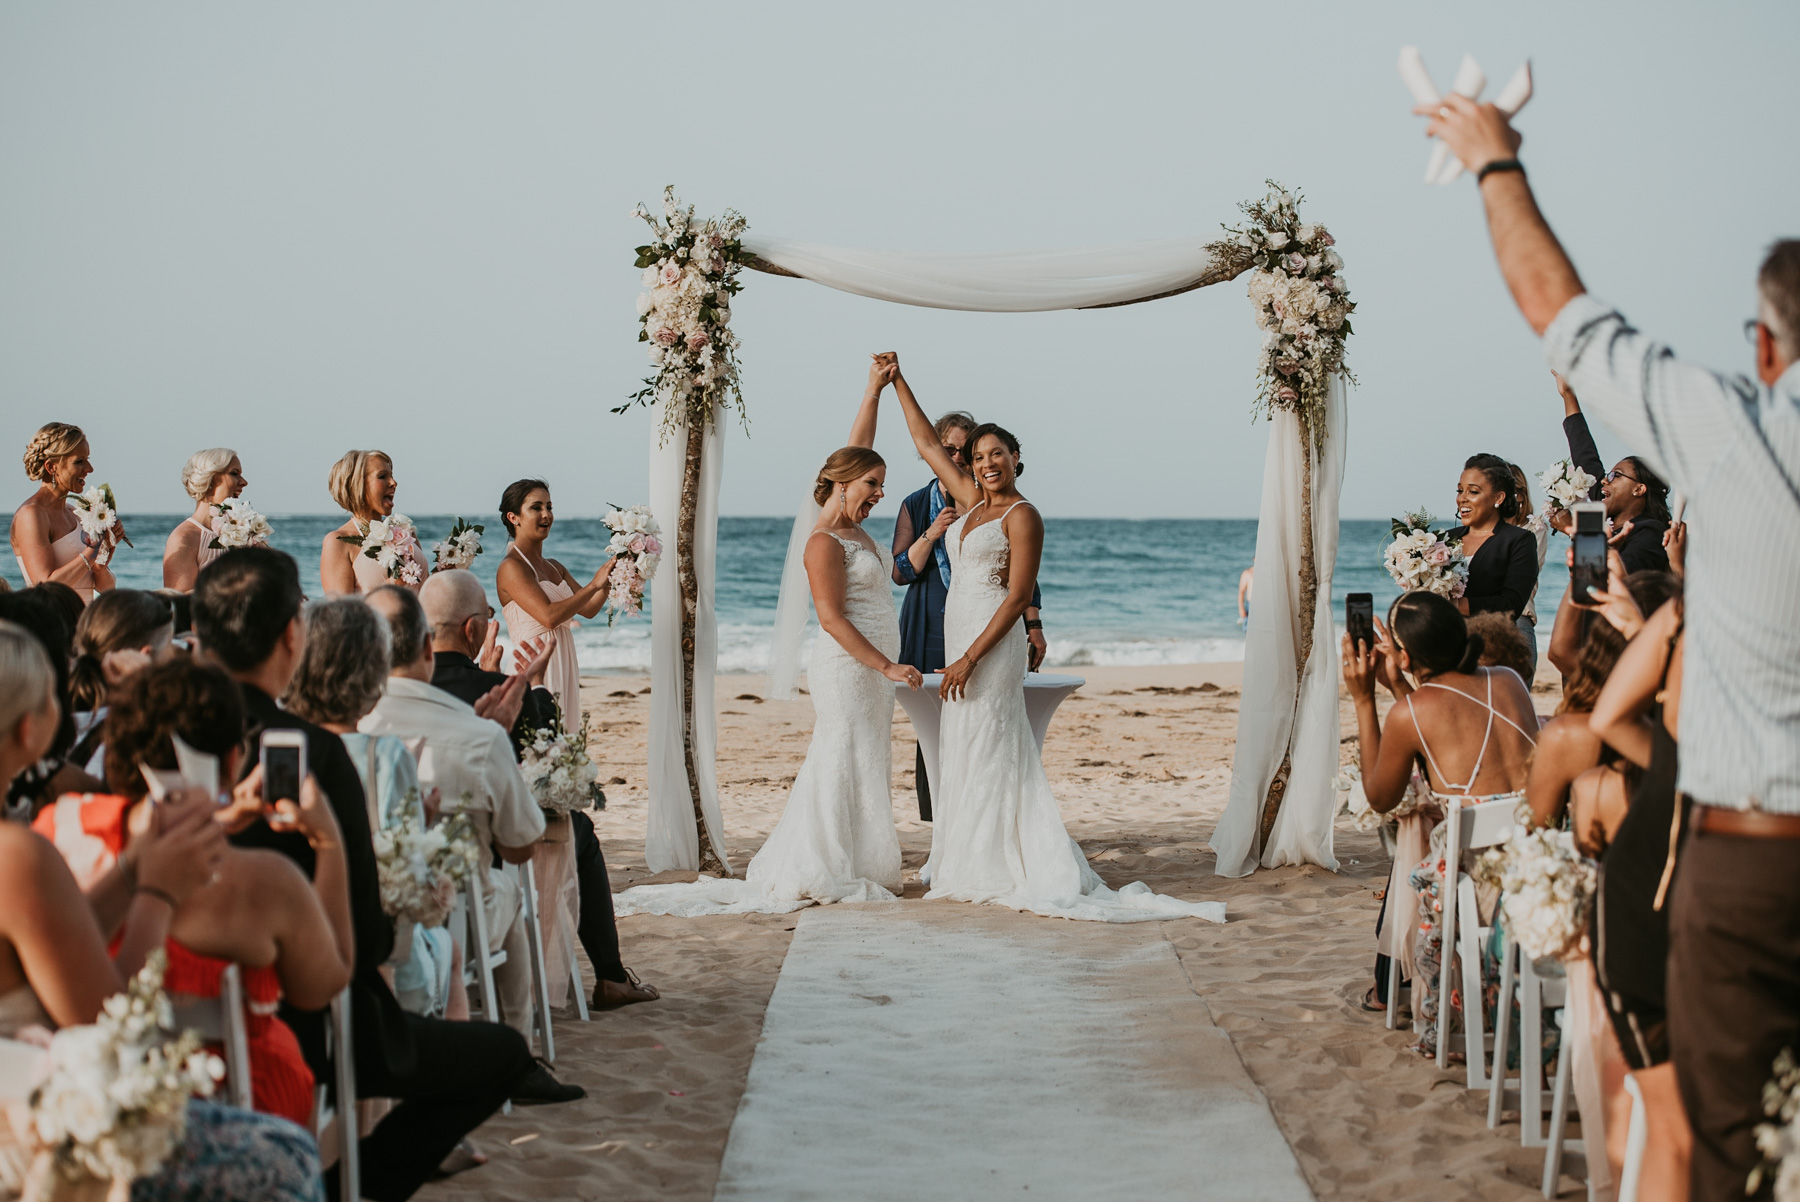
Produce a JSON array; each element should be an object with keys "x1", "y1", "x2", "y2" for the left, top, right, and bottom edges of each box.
[{"x1": 767, "y1": 495, "x2": 822, "y2": 700}]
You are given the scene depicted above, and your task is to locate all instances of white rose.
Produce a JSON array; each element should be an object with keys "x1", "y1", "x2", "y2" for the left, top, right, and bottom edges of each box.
[
  {"x1": 1264, "y1": 231, "x2": 1289, "y2": 250},
  {"x1": 1295, "y1": 223, "x2": 1316, "y2": 243},
  {"x1": 635, "y1": 292, "x2": 653, "y2": 315}
]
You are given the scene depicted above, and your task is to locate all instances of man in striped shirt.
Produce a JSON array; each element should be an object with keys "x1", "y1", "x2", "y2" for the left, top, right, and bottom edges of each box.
[{"x1": 1426, "y1": 96, "x2": 1800, "y2": 1201}]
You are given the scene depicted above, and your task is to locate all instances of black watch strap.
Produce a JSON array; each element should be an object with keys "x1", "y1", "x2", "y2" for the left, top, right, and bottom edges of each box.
[{"x1": 1476, "y1": 158, "x2": 1525, "y2": 183}]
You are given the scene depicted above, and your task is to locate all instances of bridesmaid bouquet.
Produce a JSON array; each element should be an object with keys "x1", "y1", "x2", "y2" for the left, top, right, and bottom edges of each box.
[
  {"x1": 29, "y1": 951, "x2": 223, "y2": 1188},
  {"x1": 519, "y1": 714, "x2": 604, "y2": 816},
  {"x1": 1383, "y1": 509, "x2": 1467, "y2": 600},
  {"x1": 1473, "y1": 823, "x2": 1597, "y2": 962},
  {"x1": 602, "y1": 503, "x2": 662, "y2": 624},
  {"x1": 70, "y1": 483, "x2": 130, "y2": 564},
  {"x1": 1334, "y1": 764, "x2": 1427, "y2": 833},
  {"x1": 1751, "y1": 1047, "x2": 1800, "y2": 1200},
  {"x1": 339, "y1": 514, "x2": 426, "y2": 585},
  {"x1": 206, "y1": 497, "x2": 272, "y2": 550},
  {"x1": 372, "y1": 799, "x2": 481, "y2": 927},
  {"x1": 432, "y1": 517, "x2": 485, "y2": 572},
  {"x1": 1536, "y1": 459, "x2": 1597, "y2": 527}
]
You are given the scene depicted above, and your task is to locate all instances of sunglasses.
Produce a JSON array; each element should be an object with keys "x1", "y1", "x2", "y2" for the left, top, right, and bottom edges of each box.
[{"x1": 942, "y1": 444, "x2": 966, "y2": 460}]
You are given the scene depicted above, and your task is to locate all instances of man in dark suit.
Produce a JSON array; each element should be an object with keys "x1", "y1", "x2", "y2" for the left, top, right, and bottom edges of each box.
[
  {"x1": 194, "y1": 549, "x2": 541, "y2": 1202},
  {"x1": 420, "y1": 568, "x2": 658, "y2": 1010}
]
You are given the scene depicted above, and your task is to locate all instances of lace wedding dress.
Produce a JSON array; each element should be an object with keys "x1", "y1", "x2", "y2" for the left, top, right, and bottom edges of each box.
[
  {"x1": 923, "y1": 502, "x2": 1226, "y2": 924},
  {"x1": 614, "y1": 532, "x2": 903, "y2": 917}
]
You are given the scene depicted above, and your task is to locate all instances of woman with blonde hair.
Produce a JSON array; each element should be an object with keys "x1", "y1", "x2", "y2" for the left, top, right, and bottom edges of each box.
[
  {"x1": 162, "y1": 447, "x2": 249, "y2": 591},
  {"x1": 10, "y1": 421, "x2": 118, "y2": 602},
  {"x1": 320, "y1": 448, "x2": 428, "y2": 595}
]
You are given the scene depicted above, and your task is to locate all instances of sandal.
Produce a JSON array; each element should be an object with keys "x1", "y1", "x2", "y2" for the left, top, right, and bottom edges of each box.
[
  {"x1": 1361, "y1": 986, "x2": 1386, "y2": 1013},
  {"x1": 434, "y1": 1138, "x2": 488, "y2": 1178}
]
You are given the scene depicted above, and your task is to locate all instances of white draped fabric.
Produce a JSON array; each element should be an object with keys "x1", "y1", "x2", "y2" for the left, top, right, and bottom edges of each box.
[
  {"x1": 1210, "y1": 374, "x2": 1347, "y2": 877},
  {"x1": 739, "y1": 235, "x2": 1226, "y2": 312},
  {"x1": 646, "y1": 408, "x2": 734, "y2": 874}
]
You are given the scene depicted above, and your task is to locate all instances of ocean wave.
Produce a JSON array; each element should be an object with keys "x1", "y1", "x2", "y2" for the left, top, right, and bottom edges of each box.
[{"x1": 554, "y1": 622, "x2": 1246, "y2": 674}]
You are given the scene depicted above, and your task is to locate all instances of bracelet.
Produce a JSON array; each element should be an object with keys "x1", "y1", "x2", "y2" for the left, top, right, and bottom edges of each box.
[
  {"x1": 1476, "y1": 158, "x2": 1525, "y2": 183},
  {"x1": 1024, "y1": 619, "x2": 1043, "y2": 631},
  {"x1": 135, "y1": 884, "x2": 179, "y2": 910}
]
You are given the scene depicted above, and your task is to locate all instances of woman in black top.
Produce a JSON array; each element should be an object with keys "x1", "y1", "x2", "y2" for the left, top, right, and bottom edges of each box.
[
  {"x1": 1553, "y1": 372, "x2": 1671, "y2": 574},
  {"x1": 1449, "y1": 454, "x2": 1540, "y2": 620}
]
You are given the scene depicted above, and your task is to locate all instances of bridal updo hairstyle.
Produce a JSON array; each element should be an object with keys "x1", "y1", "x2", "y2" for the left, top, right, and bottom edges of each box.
[
  {"x1": 813, "y1": 448, "x2": 885, "y2": 506},
  {"x1": 22, "y1": 422, "x2": 85, "y2": 483},
  {"x1": 182, "y1": 448, "x2": 238, "y2": 501},
  {"x1": 1387, "y1": 591, "x2": 1483, "y2": 677},
  {"x1": 1463, "y1": 453, "x2": 1518, "y2": 521},
  {"x1": 968, "y1": 423, "x2": 1024, "y2": 478},
  {"x1": 498, "y1": 478, "x2": 550, "y2": 537},
  {"x1": 327, "y1": 449, "x2": 392, "y2": 520},
  {"x1": 68, "y1": 590, "x2": 175, "y2": 713}
]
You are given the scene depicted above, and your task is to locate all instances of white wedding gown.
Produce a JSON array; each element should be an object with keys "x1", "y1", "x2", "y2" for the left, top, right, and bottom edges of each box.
[
  {"x1": 923, "y1": 502, "x2": 1226, "y2": 924},
  {"x1": 614, "y1": 532, "x2": 903, "y2": 917}
]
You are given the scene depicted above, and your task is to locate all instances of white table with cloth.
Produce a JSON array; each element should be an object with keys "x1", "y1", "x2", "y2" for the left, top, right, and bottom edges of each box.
[{"x1": 895, "y1": 673, "x2": 1086, "y2": 794}]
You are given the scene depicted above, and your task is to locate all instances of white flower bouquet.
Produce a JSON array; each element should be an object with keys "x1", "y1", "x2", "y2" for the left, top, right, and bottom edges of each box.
[
  {"x1": 520, "y1": 714, "x2": 604, "y2": 816},
  {"x1": 29, "y1": 951, "x2": 222, "y2": 1188},
  {"x1": 619, "y1": 186, "x2": 750, "y2": 439},
  {"x1": 432, "y1": 517, "x2": 485, "y2": 572},
  {"x1": 1206, "y1": 182, "x2": 1355, "y2": 454},
  {"x1": 338, "y1": 514, "x2": 426, "y2": 586},
  {"x1": 1335, "y1": 764, "x2": 1427, "y2": 833},
  {"x1": 70, "y1": 483, "x2": 130, "y2": 565},
  {"x1": 1384, "y1": 509, "x2": 1468, "y2": 600},
  {"x1": 372, "y1": 800, "x2": 481, "y2": 928},
  {"x1": 1474, "y1": 825, "x2": 1598, "y2": 962},
  {"x1": 1537, "y1": 459, "x2": 1597, "y2": 527},
  {"x1": 1751, "y1": 1047, "x2": 1800, "y2": 1200},
  {"x1": 602, "y1": 503, "x2": 662, "y2": 624},
  {"x1": 206, "y1": 497, "x2": 272, "y2": 550}
]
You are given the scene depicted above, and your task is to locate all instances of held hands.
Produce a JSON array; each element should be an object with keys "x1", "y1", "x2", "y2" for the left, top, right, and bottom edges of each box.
[
  {"x1": 883, "y1": 661, "x2": 924, "y2": 690},
  {"x1": 867, "y1": 355, "x2": 896, "y2": 394},
  {"x1": 939, "y1": 655, "x2": 974, "y2": 701},
  {"x1": 1418, "y1": 94, "x2": 1523, "y2": 178}
]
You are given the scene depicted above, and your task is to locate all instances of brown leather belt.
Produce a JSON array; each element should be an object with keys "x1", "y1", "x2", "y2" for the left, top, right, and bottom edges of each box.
[{"x1": 1694, "y1": 806, "x2": 1800, "y2": 839}]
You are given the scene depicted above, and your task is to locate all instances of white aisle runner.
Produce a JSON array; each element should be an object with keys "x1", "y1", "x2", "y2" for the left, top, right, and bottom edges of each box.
[{"x1": 713, "y1": 906, "x2": 1313, "y2": 1202}]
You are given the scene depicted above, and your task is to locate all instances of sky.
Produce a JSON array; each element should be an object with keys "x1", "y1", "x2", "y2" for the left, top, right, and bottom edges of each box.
[{"x1": 2, "y1": 1, "x2": 1795, "y2": 521}]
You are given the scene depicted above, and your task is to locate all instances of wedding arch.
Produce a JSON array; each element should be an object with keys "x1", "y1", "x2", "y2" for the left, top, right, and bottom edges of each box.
[{"x1": 620, "y1": 185, "x2": 1354, "y2": 880}]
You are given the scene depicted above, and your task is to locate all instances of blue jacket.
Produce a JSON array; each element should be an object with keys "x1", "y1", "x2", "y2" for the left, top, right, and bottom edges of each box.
[{"x1": 891, "y1": 480, "x2": 1040, "y2": 672}]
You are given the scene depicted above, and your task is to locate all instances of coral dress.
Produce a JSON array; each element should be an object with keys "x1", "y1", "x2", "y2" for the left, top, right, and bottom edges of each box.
[{"x1": 32, "y1": 794, "x2": 315, "y2": 1126}]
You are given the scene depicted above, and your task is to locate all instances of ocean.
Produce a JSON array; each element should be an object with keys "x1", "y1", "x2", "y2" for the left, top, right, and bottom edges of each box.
[{"x1": 6, "y1": 515, "x2": 1572, "y2": 673}]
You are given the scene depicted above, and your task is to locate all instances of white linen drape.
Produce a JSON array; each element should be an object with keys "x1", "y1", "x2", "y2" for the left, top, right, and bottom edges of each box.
[
  {"x1": 739, "y1": 235, "x2": 1227, "y2": 312},
  {"x1": 645, "y1": 407, "x2": 734, "y2": 874},
  {"x1": 1210, "y1": 375, "x2": 1346, "y2": 877}
]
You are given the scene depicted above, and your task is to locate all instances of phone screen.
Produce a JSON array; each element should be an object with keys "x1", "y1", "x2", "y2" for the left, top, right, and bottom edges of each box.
[
  {"x1": 1345, "y1": 592, "x2": 1374, "y2": 651},
  {"x1": 262, "y1": 741, "x2": 303, "y2": 806},
  {"x1": 1571, "y1": 505, "x2": 1608, "y2": 605}
]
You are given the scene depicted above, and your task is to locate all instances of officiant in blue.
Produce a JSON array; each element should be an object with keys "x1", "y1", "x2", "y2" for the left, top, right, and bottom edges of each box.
[{"x1": 890, "y1": 410, "x2": 1045, "y2": 820}]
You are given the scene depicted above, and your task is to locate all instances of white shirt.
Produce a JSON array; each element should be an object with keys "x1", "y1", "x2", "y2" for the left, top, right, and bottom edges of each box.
[
  {"x1": 359, "y1": 676, "x2": 546, "y2": 850},
  {"x1": 1545, "y1": 293, "x2": 1800, "y2": 813}
]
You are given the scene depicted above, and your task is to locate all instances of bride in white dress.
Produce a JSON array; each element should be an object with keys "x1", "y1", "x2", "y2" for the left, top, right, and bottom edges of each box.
[
  {"x1": 614, "y1": 362, "x2": 923, "y2": 917},
  {"x1": 888, "y1": 354, "x2": 1225, "y2": 924}
]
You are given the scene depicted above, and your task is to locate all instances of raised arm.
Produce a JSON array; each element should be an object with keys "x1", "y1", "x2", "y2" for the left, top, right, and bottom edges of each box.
[
  {"x1": 847, "y1": 358, "x2": 888, "y2": 449},
  {"x1": 807, "y1": 533, "x2": 921, "y2": 688},
  {"x1": 1589, "y1": 598, "x2": 1682, "y2": 768},
  {"x1": 497, "y1": 554, "x2": 613, "y2": 629},
  {"x1": 883, "y1": 353, "x2": 982, "y2": 511}
]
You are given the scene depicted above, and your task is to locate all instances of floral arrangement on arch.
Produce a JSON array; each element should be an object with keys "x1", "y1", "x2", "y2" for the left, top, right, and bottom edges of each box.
[
  {"x1": 617, "y1": 186, "x2": 751, "y2": 439},
  {"x1": 1206, "y1": 182, "x2": 1355, "y2": 452},
  {"x1": 206, "y1": 497, "x2": 273, "y2": 551},
  {"x1": 1384, "y1": 508, "x2": 1468, "y2": 600},
  {"x1": 28, "y1": 951, "x2": 223, "y2": 1188},
  {"x1": 602, "y1": 503, "x2": 661, "y2": 623}
]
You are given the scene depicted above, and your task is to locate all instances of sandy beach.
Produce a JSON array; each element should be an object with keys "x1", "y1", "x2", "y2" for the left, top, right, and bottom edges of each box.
[{"x1": 417, "y1": 662, "x2": 1571, "y2": 1202}]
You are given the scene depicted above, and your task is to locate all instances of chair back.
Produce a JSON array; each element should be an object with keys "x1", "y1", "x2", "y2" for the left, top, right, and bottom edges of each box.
[
  {"x1": 311, "y1": 988, "x2": 360, "y2": 1202},
  {"x1": 168, "y1": 964, "x2": 253, "y2": 1111}
]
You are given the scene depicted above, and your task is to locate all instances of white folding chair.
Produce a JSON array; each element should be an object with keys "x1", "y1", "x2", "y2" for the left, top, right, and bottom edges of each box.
[
  {"x1": 1434, "y1": 797, "x2": 1518, "y2": 1082},
  {"x1": 565, "y1": 922, "x2": 590, "y2": 1022},
  {"x1": 459, "y1": 867, "x2": 509, "y2": 1026},
  {"x1": 168, "y1": 963, "x2": 254, "y2": 1111},
  {"x1": 310, "y1": 988, "x2": 359, "y2": 1202},
  {"x1": 1615, "y1": 1074, "x2": 1648, "y2": 1202},
  {"x1": 1489, "y1": 946, "x2": 1568, "y2": 1148},
  {"x1": 519, "y1": 860, "x2": 557, "y2": 1064}
]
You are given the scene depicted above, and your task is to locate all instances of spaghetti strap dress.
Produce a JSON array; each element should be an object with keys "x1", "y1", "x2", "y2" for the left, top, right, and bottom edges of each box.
[
  {"x1": 501, "y1": 543, "x2": 583, "y2": 727},
  {"x1": 17, "y1": 525, "x2": 93, "y2": 602}
]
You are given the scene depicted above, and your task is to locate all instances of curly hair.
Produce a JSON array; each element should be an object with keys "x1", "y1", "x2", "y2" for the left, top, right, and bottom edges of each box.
[
  {"x1": 813, "y1": 447, "x2": 885, "y2": 506},
  {"x1": 283, "y1": 596, "x2": 391, "y2": 726},
  {"x1": 326, "y1": 449, "x2": 392, "y2": 520},
  {"x1": 1558, "y1": 572, "x2": 1682, "y2": 716},
  {"x1": 103, "y1": 657, "x2": 245, "y2": 799},
  {"x1": 22, "y1": 423, "x2": 85, "y2": 483}
]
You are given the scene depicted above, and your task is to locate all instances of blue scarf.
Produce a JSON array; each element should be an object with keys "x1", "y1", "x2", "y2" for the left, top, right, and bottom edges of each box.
[{"x1": 926, "y1": 480, "x2": 953, "y2": 590}]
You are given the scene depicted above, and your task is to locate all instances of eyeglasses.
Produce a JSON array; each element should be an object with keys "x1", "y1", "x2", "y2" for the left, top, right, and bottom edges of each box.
[
  {"x1": 941, "y1": 444, "x2": 966, "y2": 460},
  {"x1": 1746, "y1": 318, "x2": 1764, "y2": 345},
  {"x1": 1604, "y1": 468, "x2": 1638, "y2": 485}
]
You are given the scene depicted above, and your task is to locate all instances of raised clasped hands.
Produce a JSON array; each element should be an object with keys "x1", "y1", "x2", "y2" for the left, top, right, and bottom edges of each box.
[
  {"x1": 867, "y1": 355, "x2": 896, "y2": 393},
  {"x1": 939, "y1": 655, "x2": 974, "y2": 701},
  {"x1": 883, "y1": 661, "x2": 924, "y2": 691},
  {"x1": 1417, "y1": 93, "x2": 1523, "y2": 177}
]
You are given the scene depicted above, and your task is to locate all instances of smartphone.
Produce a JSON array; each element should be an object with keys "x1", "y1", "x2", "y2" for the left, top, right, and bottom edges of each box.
[
  {"x1": 1345, "y1": 592, "x2": 1375, "y2": 652},
  {"x1": 1570, "y1": 502, "x2": 1608, "y2": 606},
  {"x1": 260, "y1": 730, "x2": 306, "y2": 809}
]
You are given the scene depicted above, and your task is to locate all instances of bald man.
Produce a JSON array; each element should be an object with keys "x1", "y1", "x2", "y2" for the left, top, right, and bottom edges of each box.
[{"x1": 419, "y1": 570, "x2": 658, "y2": 1012}]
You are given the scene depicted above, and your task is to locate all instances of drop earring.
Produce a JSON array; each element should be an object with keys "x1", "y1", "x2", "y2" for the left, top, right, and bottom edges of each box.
[{"x1": 840, "y1": 486, "x2": 849, "y2": 519}]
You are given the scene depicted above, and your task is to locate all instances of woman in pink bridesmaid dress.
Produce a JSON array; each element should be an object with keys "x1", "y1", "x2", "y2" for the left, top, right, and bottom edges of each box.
[
  {"x1": 10, "y1": 422, "x2": 118, "y2": 603},
  {"x1": 319, "y1": 449, "x2": 429, "y2": 596},
  {"x1": 162, "y1": 448, "x2": 249, "y2": 591}
]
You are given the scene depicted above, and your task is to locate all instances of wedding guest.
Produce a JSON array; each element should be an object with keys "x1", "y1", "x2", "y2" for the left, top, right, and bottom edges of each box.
[
  {"x1": 1342, "y1": 591, "x2": 1537, "y2": 1058},
  {"x1": 890, "y1": 398, "x2": 1046, "y2": 821},
  {"x1": 320, "y1": 449, "x2": 428, "y2": 596},
  {"x1": 1465, "y1": 611, "x2": 1535, "y2": 686},
  {"x1": 10, "y1": 422, "x2": 118, "y2": 603},
  {"x1": 282, "y1": 595, "x2": 458, "y2": 1019},
  {"x1": 0, "y1": 587, "x2": 100, "y2": 820},
  {"x1": 494, "y1": 478, "x2": 612, "y2": 726},
  {"x1": 163, "y1": 448, "x2": 248, "y2": 591},
  {"x1": 421, "y1": 570, "x2": 659, "y2": 1011},
  {"x1": 192, "y1": 548, "x2": 542, "y2": 1198},
  {"x1": 1448, "y1": 454, "x2": 1539, "y2": 639},
  {"x1": 360, "y1": 584, "x2": 585, "y2": 1105},
  {"x1": 0, "y1": 624, "x2": 323, "y2": 1202},
  {"x1": 65, "y1": 589, "x2": 176, "y2": 774},
  {"x1": 1425, "y1": 94, "x2": 1798, "y2": 1198},
  {"x1": 34, "y1": 657, "x2": 355, "y2": 1127},
  {"x1": 1553, "y1": 373, "x2": 1671, "y2": 574},
  {"x1": 1505, "y1": 463, "x2": 1549, "y2": 669}
]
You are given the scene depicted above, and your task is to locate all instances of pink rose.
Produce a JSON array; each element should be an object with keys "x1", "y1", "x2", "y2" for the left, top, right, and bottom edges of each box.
[
  {"x1": 643, "y1": 535, "x2": 662, "y2": 555},
  {"x1": 658, "y1": 262, "x2": 682, "y2": 286},
  {"x1": 1275, "y1": 385, "x2": 1300, "y2": 404},
  {"x1": 652, "y1": 325, "x2": 679, "y2": 347},
  {"x1": 1275, "y1": 358, "x2": 1299, "y2": 376},
  {"x1": 686, "y1": 330, "x2": 710, "y2": 353},
  {"x1": 1428, "y1": 545, "x2": 1450, "y2": 565},
  {"x1": 1285, "y1": 252, "x2": 1307, "y2": 274},
  {"x1": 1318, "y1": 231, "x2": 1335, "y2": 246},
  {"x1": 629, "y1": 535, "x2": 646, "y2": 554}
]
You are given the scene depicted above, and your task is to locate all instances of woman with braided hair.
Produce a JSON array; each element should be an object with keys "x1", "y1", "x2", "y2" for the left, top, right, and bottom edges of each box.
[{"x1": 9, "y1": 422, "x2": 117, "y2": 602}]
